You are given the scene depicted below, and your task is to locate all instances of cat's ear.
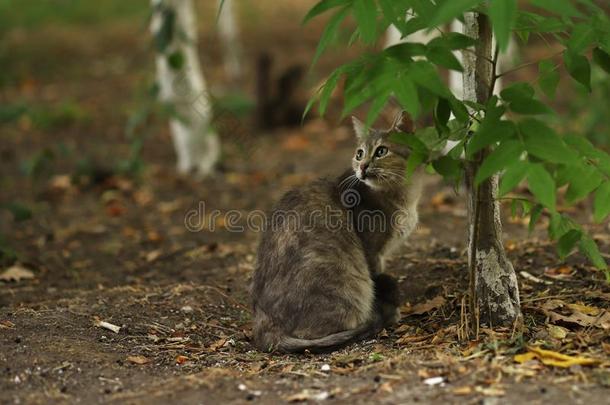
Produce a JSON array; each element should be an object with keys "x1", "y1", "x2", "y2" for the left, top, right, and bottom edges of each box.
[
  {"x1": 351, "y1": 116, "x2": 368, "y2": 140},
  {"x1": 390, "y1": 111, "x2": 414, "y2": 134}
]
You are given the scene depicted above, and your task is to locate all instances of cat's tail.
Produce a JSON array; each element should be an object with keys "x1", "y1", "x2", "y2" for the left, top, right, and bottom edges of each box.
[
  {"x1": 277, "y1": 321, "x2": 381, "y2": 353},
  {"x1": 254, "y1": 312, "x2": 384, "y2": 354}
]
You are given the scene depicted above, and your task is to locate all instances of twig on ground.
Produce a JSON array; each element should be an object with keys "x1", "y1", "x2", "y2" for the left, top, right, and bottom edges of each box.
[{"x1": 94, "y1": 317, "x2": 121, "y2": 333}]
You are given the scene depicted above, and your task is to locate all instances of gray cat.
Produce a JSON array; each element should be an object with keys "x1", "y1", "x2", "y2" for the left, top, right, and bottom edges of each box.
[{"x1": 251, "y1": 114, "x2": 423, "y2": 353}]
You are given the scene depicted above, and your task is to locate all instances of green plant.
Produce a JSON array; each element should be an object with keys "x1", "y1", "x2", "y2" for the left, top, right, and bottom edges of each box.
[{"x1": 305, "y1": 0, "x2": 610, "y2": 329}]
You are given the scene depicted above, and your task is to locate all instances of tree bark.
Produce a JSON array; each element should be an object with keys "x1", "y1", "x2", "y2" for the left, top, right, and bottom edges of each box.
[
  {"x1": 217, "y1": 0, "x2": 243, "y2": 84},
  {"x1": 462, "y1": 13, "x2": 521, "y2": 329},
  {"x1": 150, "y1": 0, "x2": 220, "y2": 176}
]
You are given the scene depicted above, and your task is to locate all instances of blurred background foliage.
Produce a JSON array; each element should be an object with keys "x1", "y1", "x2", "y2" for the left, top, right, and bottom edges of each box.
[{"x1": 0, "y1": 0, "x2": 148, "y2": 31}]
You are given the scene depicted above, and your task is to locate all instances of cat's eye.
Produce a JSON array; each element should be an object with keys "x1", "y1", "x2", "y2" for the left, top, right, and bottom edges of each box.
[
  {"x1": 375, "y1": 146, "x2": 388, "y2": 158},
  {"x1": 355, "y1": 149, "x2": 364, "y2": 161}
]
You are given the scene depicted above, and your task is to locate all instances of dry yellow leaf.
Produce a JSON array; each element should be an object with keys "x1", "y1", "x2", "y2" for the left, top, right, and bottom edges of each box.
[
  {"x1": 567, "y1": 303, "x2": 600, "y2": 316},
  {"x1": 514, "y1": 352, "x2": 537, "y2": 363},
  {"x1": 127, "y1": 355, "x2": 150, "y2": 365},
  {"x1": 547, "y1": 324, "x2": 568, "y2": 340},
  {"x1": 515, "y1": 346, "x2": 599, "y2": 368},
  {"x1": 452, "y1": 386, "x2": 473, "y2": 395}
]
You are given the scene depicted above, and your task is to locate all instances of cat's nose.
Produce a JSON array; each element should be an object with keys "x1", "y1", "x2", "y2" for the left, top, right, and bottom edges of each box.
[{"x1": 360, "y1": 163, "x2": 369, "y2": 178}]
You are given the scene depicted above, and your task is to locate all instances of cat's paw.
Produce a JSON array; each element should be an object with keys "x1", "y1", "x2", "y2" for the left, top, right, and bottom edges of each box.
[{"x1": 373, "y1": 273, "x2": 400, "y2": 307}]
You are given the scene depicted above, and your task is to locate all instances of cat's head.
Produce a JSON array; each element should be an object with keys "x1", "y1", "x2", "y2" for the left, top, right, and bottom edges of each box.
[{"x1": 351, "y1": 112, "x2": 413, "y2": 190}]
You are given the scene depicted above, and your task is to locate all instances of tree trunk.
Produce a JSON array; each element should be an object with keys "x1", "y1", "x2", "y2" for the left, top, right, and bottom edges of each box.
[
  {"x1": 462, "y1": 13, "x2": 521, "y2": 329},
  {"x1": 150, "y1": 0, "x2": 220, "y2": 176},
  {"x1": 217, "y1": 0, "x2": 243, "y2": 84}
]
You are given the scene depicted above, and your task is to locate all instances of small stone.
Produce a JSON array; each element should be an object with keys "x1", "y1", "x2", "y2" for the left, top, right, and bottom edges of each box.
[
  {"x1": 321, "y1": 364, "x2": 331, "y2": 372},
  {"x1": 181, "y1": 306, "x2": 194, "y2": 313}
]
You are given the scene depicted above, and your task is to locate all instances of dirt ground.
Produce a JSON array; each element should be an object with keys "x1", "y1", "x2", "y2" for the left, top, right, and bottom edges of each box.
[{"x1": 1, "y1": 2, "x2": 609, "y2": 404}]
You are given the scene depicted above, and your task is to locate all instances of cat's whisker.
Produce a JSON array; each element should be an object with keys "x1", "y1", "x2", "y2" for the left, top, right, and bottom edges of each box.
[{"x1": 339, "y1": 174, "x2": 357, "y2": 190}]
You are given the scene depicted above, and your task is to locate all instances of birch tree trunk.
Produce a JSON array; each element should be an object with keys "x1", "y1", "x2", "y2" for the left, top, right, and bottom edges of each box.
[
  {"x1": 217, "y1": 0, "x2": 243, "y2": 83},
  {"x1": 462, "y1": 13, "x2": 520, "y2": 328},
  {"x1": 150, "y1": 0, "x2": 220, "y2": 176}
]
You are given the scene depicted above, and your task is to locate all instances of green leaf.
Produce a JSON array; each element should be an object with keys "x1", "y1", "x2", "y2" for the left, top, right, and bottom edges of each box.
[
  {"x1": 432, "y1": 155, "x2": 462, "y2": 180},
  {"x1": 318, "y1": 69, "x2": 343, "y2": 116},
  {"x1": 385, "y1": 42, "x2": 427, "y2": 59},
  {"x1": 538, "y1": 60, "x2": 560, "y2": 98},
  {"x1": 564, "y1": 51, "x2": 591, "y2": 91},
  {"x1": 406, "y1": 150, "x2": 427, "y2": 180},
  {"x1": 409, "y1": 61, "x2": 450, "y2": 97},
  {"x1": 3, "y1": 202, "x2": 32, "y2": 222},
  {"x1": 579, "y1": 236, "x2": 608, "y2": 270},
  {"x1": 549, "y1": 213, "x2": 573, "y2": 240},
  {"x1": 434, "y1": 98, "x2": 451, "y2": 130},
  {"x1": 557, "y1": 229, "x2": 582, "y2": 259},
  {"x1": 365, "y1": 89, "x2": 390, "y2": 126},
  {"x1": 475, "y1": 140, "x2": 524, "y2": 186},
  {"x1": 467, "y1": 120, "x2": 515, "y2": 157},
  {"x1": 527, "y1": 163, "x2": 556, "y2": 211},
  {"x1": 489, "y1": 0, "x2": 517, "y2": 52},
  {"x1": 155, "y1": 8, "x2": 175, "y2": 53},
  {"x1": 592, "y1": 47, "x2": 610, "y2": 73},
  {"x1": 565, "y1": 165, "x2": 603, "y2": 204},
  {"x1": 394, "y1": 77, "x2": 420, "y2": 118},
  {"x1": 430, "y1": 0, "x2": 483, "y2": 26},
  {"x1": 530, "y1": 0, "x2": 581, "y2": 17},
  {"x1": 353, "y1": 0, "x2": 377, "y2": 44},
  {"x1": 438, "y1": 32, "x2": 477, "y2": 50},
  {"x1": 594, "y1": 182, "x2": 610, "y2": 222},
  {"x1": 519, "y1": 119, "x2": 579, "y2": 165},
  {"x1": 389, "y1": 132, "x2": 428, "y2": 154},
  {"x1": 567, "y1": 23, "x2": 595, "y2": 54},
  {"x1": 509, "y1": 99, "x2": 553, "y2": 115},
  {"x1": 167, "y1": 51, "x2": 184, "y2": 71},
  {"x1": 529, "y1": 204, "x2": 544, "y2": 233},
  {"x1": 448, "y1": 96, "x2": 469, "y2": 123},
  {"x1": 426, "y1": 45, "x2": 463, "y2": 71},
  {"x1": 499, "y1": 161, "x2": 530, "y2": 196},
  {"x1": 303, "y1": 0, "x2": 350, "y2": 24},
  {"x1": 500, "y1": 82, "x2": 535, "y2": 102},
  {"x1": 312, "y1": 6, "x2": 350, "y2": 67}
]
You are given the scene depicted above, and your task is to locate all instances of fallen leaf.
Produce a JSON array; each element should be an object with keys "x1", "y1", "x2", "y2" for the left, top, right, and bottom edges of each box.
[
  {"x1": 401, "y1": 296, "x2": 446, "y2": 316},
  {"x1": 544, "y1": 266, "x2": 574, "y2": 279},
  {"x1": 379, "y1": 382, "x2": 394, "y2": 393},
  {"x1": 452, "y1": 386, "x2": 473, "y2": 395},
  {"x1": 547, "y1": 309, "x2": 610, "y2": 330},
  {"x1": 285, "y1": 389, "x2": 330, "y2": 402},
  {"x1": 547, "y1": 324, "x2": 568, "y2": 340},
  {"x1": 146, "y1": 250, "x2": 162, "y2": 263},
  {"x1": 475, "y1": 386, "x2": 505, "y2": 397},
  {"x1": 281, "y1": 134, "x2": 310, "y2": 151},
  {"x1": 514, "y1": 346, "x2": 599, "y2": 368},
  {"x1": 513, "y1": 352, "x2": 537, "y2": 364},
  {"x1": 48, "y1": 174, "x2": 72, "y2": 191},
  {"x1": 0, "y1": 265, "x2": 35, "y2": 282},
  {"x1": 566, "y1": 303, "x2": 600, "y2": 316},
  {"x1": 127, "y1": 355, "x2": 150, "y2": 365},
  {"x1": 105, "y1": 201, "x2": 126, "y2": 217},
  {"x1": 0, "y1": 320, "x2": 16, "y2": 329},
  {"x1": 176, "y1": 355, "x2": 189, "y2": 364},
  {"x1": 147, "y1": 230, "x2": 163, "y2": 242},
  {"x1": 209, "y1": 337, "x2": 228, "y2": 351}
]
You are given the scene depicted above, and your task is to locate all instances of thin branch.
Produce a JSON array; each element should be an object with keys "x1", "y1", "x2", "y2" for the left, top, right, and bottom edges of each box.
[
  {"x1": 488, "y1": 44, "x2": 500, "y2": 100},
  {"x1": 496, "y1": 50, "x2": 564, "y2": 79},
  {"x1": 461, "y1": 47, "x2": 495, "y2": 65}
]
